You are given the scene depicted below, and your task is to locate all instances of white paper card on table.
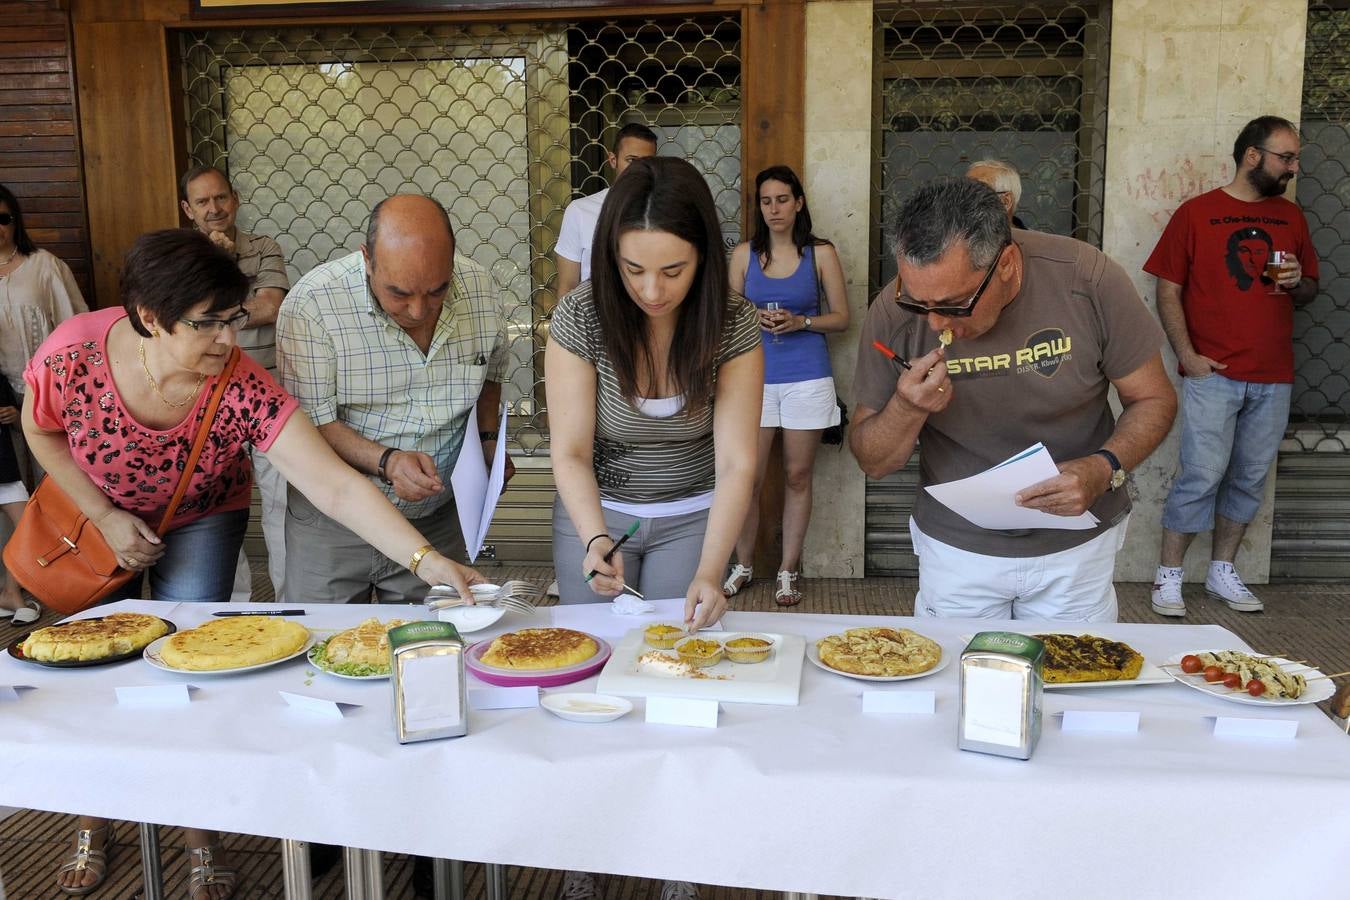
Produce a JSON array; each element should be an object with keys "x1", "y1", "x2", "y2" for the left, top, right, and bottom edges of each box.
[
  {"x1": 924, "y1": 443, "x2": 1099, "y2": 531},
  {"x1": 862, "y1": 689, "x2": 935, "y2": 715},
  {"x1": 1061, "y1": 710, "x2": 1140, "y2": 733},
  {"x1": 401, "y1": 654, "x2": 463, "y2": 732},
  {"x1": 279, "y1": 691, "x2": 357, "y2": 720},
  {"x1": 450, "y1": 399, "x2": 509, "y2": 563},
  {"x1": 1213, "y1": 716, "x2": 1298, "y2": 740},
  {"x1": 646, "y1": 695, "x2": 719, "y2": 728},
  {"x1": 961, "y1": 666, "x2": 1024, "y2": 747},
  {"x1": 0, "y1": 685, "x2": 34, "y2": 702},
  {"x1": 116, "y1": 684, "x2": 191, "y2": 707},
  {"x1": 469, "y1": 686, "x2": 539, "y2": 710}
]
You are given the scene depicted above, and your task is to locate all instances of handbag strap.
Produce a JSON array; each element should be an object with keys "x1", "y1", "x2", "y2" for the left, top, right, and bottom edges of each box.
[
  {"x1": 812, "y1": 244, "x2": 828, "y2": 315},
  {"x1": 152, "y1": 347, "x2": 240, "y2": 535}
]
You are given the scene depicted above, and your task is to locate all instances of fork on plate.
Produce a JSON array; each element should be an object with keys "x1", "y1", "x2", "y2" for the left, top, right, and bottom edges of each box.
[{"x1": 424, "y1": 580, "x2": 541, "y2": 615}]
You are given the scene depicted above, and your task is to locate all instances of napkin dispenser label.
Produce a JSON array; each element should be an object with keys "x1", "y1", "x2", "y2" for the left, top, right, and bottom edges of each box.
[{"x1": 390, "y1": 621, "x2": 468, "y2": 744}]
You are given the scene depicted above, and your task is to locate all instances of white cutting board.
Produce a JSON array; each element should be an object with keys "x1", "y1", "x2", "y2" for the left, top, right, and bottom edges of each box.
[{"x1": 595, "y1": 628, "x2": 805, "y2": 706}]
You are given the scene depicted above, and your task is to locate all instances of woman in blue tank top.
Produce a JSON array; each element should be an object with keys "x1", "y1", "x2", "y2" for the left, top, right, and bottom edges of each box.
[{"x1": 724, "y1": 166, "x2": 850, "y2": 606}]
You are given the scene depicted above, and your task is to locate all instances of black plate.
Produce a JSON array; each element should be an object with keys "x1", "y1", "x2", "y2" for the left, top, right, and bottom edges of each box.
[{"x1": 6, "y1": 616, "x2": 178, "y2": 668}]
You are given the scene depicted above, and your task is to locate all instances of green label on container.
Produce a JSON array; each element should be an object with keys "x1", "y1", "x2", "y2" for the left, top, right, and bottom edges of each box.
[
  {"x1": 964, "y1": 631, "x2": 1045, "y2": 663},
  {"x1": 389, "y1": 620, "x2": 462, "y2": 650}
]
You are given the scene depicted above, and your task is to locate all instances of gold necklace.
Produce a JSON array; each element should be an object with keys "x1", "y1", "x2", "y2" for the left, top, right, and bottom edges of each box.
[{"x1": 138, "y1": 338, "x2": 204, "y2": 408}]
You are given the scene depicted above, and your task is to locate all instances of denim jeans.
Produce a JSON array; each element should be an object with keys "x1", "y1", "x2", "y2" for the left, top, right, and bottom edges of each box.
[
  {"x1": 1161, "y1": 373, "x2": 1291, "y2": 533},
  {"x1": 107, "y1": 508, "x2": 249, "y2": 604}
]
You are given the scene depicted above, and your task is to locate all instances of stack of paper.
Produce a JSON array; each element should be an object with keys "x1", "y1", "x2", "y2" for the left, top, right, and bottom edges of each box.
[{"x1": 924, "y1": 443, "x2": 1100, "y2": 531}]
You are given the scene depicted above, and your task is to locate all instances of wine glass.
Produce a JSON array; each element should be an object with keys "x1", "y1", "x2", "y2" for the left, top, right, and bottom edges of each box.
[
  {"x1": 1265, "y1": 250, "x2": 1287, "y2": 295},
  {"x1": 765, "y1": 302, "x2": 784, "y2": 344}
]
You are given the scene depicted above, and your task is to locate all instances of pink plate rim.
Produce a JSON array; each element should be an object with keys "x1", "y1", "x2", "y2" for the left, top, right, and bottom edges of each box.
[{"x1": 465, "y1": 634, "x2": 612, "y2": 688}]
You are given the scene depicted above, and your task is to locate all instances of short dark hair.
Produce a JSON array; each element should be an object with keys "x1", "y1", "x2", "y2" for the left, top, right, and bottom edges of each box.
[
  {"x1": 121, "y1": 229, "x2": 250, "y2": 337},
  {"x1": 178, "y1": 165, "x2": 233, "y2": 202},
  {"x1": 612, "y1": 122, "x2": 659, "y2": 153},
  {"x1": 892, "y1": 176, "x2": 1011, "y2": 270},
  {"x1": 1233, "y1": 116, "x2": 1298, "y2": 168},
  {"x1": 590, "y1": 156, "x2": 727, "y2": 410},
  {"x1": 0, "y1": 183, "x2": 36, "y2": 255},
  {"x1": 365, "y1": 195, "x2": 455, "y2": 263}
]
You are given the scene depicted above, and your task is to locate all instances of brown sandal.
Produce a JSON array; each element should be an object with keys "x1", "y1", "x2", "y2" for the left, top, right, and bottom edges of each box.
[
  {"x1": 56, "y1": 823, "x2": 113, "y2": 896},
  {"x1": 188, "y1": 844, "x2": 237, "y2": 900}
]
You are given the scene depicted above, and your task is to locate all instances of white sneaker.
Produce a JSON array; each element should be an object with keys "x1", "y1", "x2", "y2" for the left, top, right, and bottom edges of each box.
[
  {"x1": 660, "y1": 881, "x2": 699, "y2": 900},
  {"x1": 546, "y1": 580, "x2": 560, "y2": 598},
  {"x1": 1205, "y1": 562, "x2": 1264, "y2": 612},
  {"x1": 1150, "y1": 568, "x2": 1185, "y2": 617},
  {"x1": 559, "y1": 871, "x2": 602, "y2": 900}
]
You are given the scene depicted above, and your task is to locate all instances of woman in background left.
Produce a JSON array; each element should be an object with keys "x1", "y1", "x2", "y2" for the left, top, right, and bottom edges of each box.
[{"x1": 0, "y1": 183, "x2": 88, "y2": 483}]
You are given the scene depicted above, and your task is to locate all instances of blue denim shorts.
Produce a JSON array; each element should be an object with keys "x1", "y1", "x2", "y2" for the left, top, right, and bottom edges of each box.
[{"x1": 1161, "y1": 373, "x2": 1290, "y2": 533}]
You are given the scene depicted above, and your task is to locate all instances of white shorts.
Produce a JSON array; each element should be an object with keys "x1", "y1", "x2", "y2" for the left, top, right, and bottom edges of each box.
[
  {"x1": 908, "y1": 515, "x2": 1129, "y2": 622},
  {"x1": 0, "y1": 480, "x2": 28, "y2": 505},
  {"x1": 760, "y1": 376, "x2": 841, "y2": 430}
]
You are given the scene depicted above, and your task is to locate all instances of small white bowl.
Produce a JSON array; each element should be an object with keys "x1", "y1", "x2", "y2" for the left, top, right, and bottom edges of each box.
[{"x1": 541, "y1": 692, "x2": 633, "y2": 723}]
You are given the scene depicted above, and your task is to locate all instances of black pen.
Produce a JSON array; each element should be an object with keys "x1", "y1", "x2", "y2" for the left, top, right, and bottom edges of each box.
[{"x1": 212, "y1": 609, "x2": 306, "y2": 617}]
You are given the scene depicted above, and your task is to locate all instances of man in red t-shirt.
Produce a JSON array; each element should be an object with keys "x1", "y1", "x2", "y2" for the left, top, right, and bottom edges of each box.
[{"x1": 1144, "y1": 115, "x2": 1319, "y2": 617}]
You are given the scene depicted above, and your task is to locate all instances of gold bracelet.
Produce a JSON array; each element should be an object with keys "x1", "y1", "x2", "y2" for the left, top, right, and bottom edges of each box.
[{"x1": 408, "y1": 543, "x2": 436, "y2": 576}]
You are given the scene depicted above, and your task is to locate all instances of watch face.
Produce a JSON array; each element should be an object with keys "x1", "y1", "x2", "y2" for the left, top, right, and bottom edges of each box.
[{"x1": 1110, "y1": 469, "x2": 1127, "y2": 489}]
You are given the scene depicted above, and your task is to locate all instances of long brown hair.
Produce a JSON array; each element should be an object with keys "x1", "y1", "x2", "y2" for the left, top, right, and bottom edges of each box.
[{"x1": 589, "y1": 157, "x2": 727, "y2": 410}]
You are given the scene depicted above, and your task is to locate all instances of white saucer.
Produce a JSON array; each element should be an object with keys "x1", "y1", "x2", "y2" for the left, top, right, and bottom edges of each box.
[{"x1": 540, "y1": 692, "x2": 633, "y2": 723}]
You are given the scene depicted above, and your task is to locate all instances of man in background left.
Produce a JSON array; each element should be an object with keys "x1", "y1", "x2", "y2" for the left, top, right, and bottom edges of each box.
[{"x1": 180, "y1": 164, "x2": 291, "y2": 601}]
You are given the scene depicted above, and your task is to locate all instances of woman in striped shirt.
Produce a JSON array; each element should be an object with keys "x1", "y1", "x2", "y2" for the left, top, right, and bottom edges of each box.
[{"x1": 547, "y1": 156, "x2": 763, "y2": 629}]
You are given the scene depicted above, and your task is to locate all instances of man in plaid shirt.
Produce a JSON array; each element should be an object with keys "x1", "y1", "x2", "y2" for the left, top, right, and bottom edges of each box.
[{"x1": 277, "y1": 194, "x2": 510, "y2": 603}]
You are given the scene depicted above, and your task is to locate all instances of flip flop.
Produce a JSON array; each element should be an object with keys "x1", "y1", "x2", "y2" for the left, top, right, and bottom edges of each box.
[{"x1": 10, "y1": 599, "x2": 40, "y2": 626}]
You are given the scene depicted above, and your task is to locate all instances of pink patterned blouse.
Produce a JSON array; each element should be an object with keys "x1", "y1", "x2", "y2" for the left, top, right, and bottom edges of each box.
[{"x1": 25, "y1": 307, "x2": 299, "y2": 530}]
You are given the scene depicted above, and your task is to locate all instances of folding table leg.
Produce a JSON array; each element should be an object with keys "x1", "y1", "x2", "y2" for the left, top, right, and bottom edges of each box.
[
  {"x1": 344, "y1": 847, "x2": 385, "y2": 900},
  {"x1": 432, "y1": 858, "x2": 464, "y2": 900},
  {"x1": 280, "y1": 838, "x2": 313, "y2": 900},
  {"x1": 138, "y1": 822, "x2": 164, "y2": 900},
  {"x1": 484, "y1": 862, "x2": 508, "y2": 900}
]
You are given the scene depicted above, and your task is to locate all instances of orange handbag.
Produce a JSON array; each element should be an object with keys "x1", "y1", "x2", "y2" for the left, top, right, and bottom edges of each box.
[{"x1": 3, "y1": 348, "x2": 239, "y2": 614}]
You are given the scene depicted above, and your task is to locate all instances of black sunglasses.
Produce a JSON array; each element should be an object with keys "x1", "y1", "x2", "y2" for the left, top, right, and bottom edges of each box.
[
  {"x1": 0, "y1": 213, "x2": 13, "y2": 226},
  {"x1": 895, "y1": 241, "x2": 1010, "y2": 318}
]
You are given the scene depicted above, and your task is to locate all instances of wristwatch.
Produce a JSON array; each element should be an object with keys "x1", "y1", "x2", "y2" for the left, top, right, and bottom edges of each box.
[
  {"x1": 803, "y1": 316, "x2": 812, "y2": 331},
  {"x1": 1094, "y1": 449, "x2": 1126, "y2": 491}
]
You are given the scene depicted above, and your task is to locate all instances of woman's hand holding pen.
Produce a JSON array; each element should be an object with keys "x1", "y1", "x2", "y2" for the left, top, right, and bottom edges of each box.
[{"x1": 583, "y1": 536, "x2": 624, "y2": 597}]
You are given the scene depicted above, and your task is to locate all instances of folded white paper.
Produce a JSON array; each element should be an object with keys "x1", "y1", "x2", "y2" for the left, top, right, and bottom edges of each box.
[
  {"x1": 925, "y1": 443, "x2": 1100, "y2": 531},
  {"x1": 0, "y1": 685, "x2": 34, "y2": 702},
  {"x1": 279, "y1": 691, "x2": 354, "y2": 719},
  {"x1": 401, "y1": 654, "x2": 463, "y2": 732},
  {"x1": 451, "y1": 400, "x2": 509, "y2": 563},
  {"x1": 646, "y1": 695, "x2": 719, "y2": 728},
  {"x1": 961, "y1": 665, "x2": 1025, "y2": 747},
  {"x1": 862, "y1": 690, "x2": 935, "y2": 715},
  {"x1": 1060, "y1": 710, "x2": 1140, "y2": 733},
  {"x1": 469, "y1": 686, "x2": 539, "y2": 710},
  {"x1": 1213, "y1": 716, "x2": 1298, "y2": 740},
  {"x1": 117, "y1": 684, "x2": 191, "y2": 707}
]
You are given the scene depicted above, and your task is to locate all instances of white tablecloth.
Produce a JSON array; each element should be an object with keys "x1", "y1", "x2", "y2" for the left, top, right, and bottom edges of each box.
[{"x1": 4, "y1": 599, "x2": 1350, "y2": 899}]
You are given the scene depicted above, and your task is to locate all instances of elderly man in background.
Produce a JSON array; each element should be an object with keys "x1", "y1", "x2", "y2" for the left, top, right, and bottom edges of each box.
[
  {"x1": 851, "y1": 177, "x2": 1176, "y2": 621},
  {"x1": 966, "y1": 158, "x2": 1028, "y2": 230},
  {"x1": 179, "y1": 164, "x2": 291, "y2": 601},
  {"x1": 278, "y1": 194, "x2": 509, "y2": 603}
]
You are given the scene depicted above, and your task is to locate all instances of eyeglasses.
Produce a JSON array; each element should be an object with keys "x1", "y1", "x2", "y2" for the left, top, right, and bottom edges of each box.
[
  {"x1": 0, "y1": 213, "x2": 13, "y2": 226},
  {"x1": 1256, "y1": 147, "x2": 1300, "y2": 166},
  {"x1": 179, "y1": 309, "x2": 250, "y2": 334},
  {"x1": 895, "y1": 242, "x2": 1010, "y2": 318}
]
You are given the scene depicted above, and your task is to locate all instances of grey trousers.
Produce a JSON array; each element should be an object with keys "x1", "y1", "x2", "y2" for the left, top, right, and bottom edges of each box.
[
  {"x1": 552, "y1": 495, "x2": 710, "y2": 605},
  {"x1": 285, "y1": 485, "x2": 465, "y2": 604}
]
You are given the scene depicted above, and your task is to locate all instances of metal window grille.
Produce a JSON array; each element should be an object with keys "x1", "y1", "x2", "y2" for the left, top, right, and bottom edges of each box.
[
  {"x1": 178, "y1": 17, "x2": 742, "y2": 457},
  {"x1": 864, "y1": 1, "x2": 1111, "y2": 577},
  {"x1": 1293, "y1": 3, "x2": 1350, "y2": 450}
]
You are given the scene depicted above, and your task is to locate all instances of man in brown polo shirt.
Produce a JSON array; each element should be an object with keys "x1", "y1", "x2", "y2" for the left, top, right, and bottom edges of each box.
[
  {"x1": 851, "y1": 177, "x2": 1176, "y2": 621},
  {"x1": 180, "y1": 164, "x2": 291, "y2": 600}
]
